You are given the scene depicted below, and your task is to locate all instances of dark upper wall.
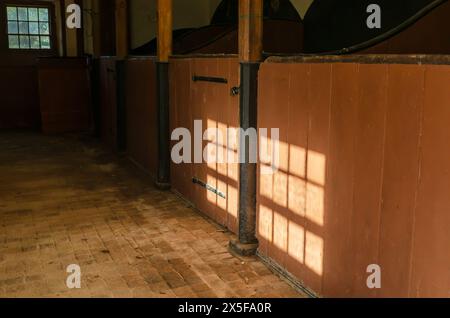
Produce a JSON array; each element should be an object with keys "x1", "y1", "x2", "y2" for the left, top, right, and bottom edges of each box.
[
  {"x1": 128, "y1": 0, "x2": 312, "y2": 51},
  {"x1": 131, "y1": 0, "x2": 304, "y2": 55},
  {"x1": 303, "y1": 0, "x2": 445, "y2": 53}
]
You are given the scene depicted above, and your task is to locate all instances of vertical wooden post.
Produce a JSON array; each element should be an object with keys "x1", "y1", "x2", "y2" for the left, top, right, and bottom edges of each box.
[
  {"x1": 75, "y1": 0, "x2": 84, "y2": 56},
  {"x1": 230, "y1": 0, "x2": 263, "y2": 256},
  {"x1": 115, "y1": 0, "x2": 128, "y2": 59},
  {"x1": 91, "y1": 0, "x2": 102, "y2": 57},
  {"x1": 239, "y1": 0, "x2": 263, "y2": 63},
  {"x1": 155, "y1": 0, "x2": 172, "y2": 189},
  {"x1": 64, "y1": 0, "x2": 78, "y2": 56},
  {"x1": 157, "y1": 0, "x2": 173, "y2": 63}
]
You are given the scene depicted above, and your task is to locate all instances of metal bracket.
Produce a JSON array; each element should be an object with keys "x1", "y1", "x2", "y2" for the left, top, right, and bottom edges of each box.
[{"x1": 192, "y1": 177, "x2": 226, "y2": 199}]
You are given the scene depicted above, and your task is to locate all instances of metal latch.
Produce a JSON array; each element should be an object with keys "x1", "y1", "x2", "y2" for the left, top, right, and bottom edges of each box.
[{"x1": 231, "y1": 86, "x2": 240, "y2": 96}]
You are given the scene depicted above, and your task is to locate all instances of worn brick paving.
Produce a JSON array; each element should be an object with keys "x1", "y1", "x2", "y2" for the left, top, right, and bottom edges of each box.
[{"x1": 0, "y1": 132, "x2": 305, "y2": 298}]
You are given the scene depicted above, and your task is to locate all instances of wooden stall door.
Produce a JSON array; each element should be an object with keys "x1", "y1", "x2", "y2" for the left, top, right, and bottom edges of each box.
[
  {"x1": 99, "y1": 58, "x2": 118, "y2": 150},
  {"x1": 125, "y1": 57, "x2": 158, "y2": 178},
  {"x1": 170, "y1": 57, "x2": 240, "y2": 234}
]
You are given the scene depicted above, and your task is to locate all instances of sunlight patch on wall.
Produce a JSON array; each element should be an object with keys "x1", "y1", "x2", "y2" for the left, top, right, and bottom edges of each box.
[
  {"x1": 259, "y1": 204, "x2": 274, "y2": 242},
  {"x1": 260, "y1": 164, "x2": 274, "y2": 199},
  {"x1": 305, "y1": 231, "x2": 324, "y2": 276},
  {"x1": 273, "y1": 170, "x2": 288, "y2": 208},
  {"x1": 306, "y1": 182, "x2": 325, "y2": 226},
  {"x1": 289, "y1": 144, "x2": 306, "y2": 178},
  {"x1": 288, "y1": 221, "x2": 305, "y2": 264},
  {"x1": 273, "y1": 211, "x2": 288, "y2": 252},
  {"x1": 307, "y1": 150, "x2": 326, "y2": 187},
  {"x1": 288, "y1": 174, "x2": 306, "y2": 217}
]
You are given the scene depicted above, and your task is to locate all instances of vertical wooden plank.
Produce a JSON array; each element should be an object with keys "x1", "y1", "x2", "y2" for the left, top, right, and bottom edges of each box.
[
  {"x1": 185, "y1": 59, "x2": 194, "y2": 204},
  {"x1": 181, "y1": 59, "x2": 194, "y2": 203},
  {"x1": 204, "y1": 59, "x2": 220, "y2": 225},
  {"x1": 256, "y1": 63, "x2": 291, "y2": 268},
  {"x1": 191, "y1": 58, "x2": 204, "y2": 213},
  {"x1": 322, "y1": 63, "x2": 359, "y2": 297},
  {"x1": 284, "y1": 63, "x2": 309, "y2": 288},
  {"x1": 227, "y1": 59, "x2": 240, "y2": 234},
  {"x1": 410, "y1": 65, "x2": 450, "y2": 297},
  {"x1": 169, "y1": 58, "x2": 180, "y2": 194},
  {"x1": 350, "y1": 64, "x2": 388, "y2": 297},
  {"x1": 256, "y1": 63, "x2": 275, "y2": 259},
  {"x1": 378, "y1": 64, "x2": 424, "y2": 297},
  {"x1": 303, "y1": 63, "x2": 333, "y2": 295},
  {"x1": 216, "y1": 59, "x2": 232, "y2": 227}
]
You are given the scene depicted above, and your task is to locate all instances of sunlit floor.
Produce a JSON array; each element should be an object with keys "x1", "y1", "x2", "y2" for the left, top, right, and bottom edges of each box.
[{"x1": 0, "y1": 131, "x2": 305, "y2": 298}]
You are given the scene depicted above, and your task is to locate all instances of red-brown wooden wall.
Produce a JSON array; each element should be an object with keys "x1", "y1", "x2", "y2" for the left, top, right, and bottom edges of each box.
[
  {"x1": 169, "y1": 57, "x2": 240, "y2": 233},
  {"x1": 125, "y1": 57, "x2": 158, "y2": 178},
  {"x1": 37, "y1": 58, "x2": 92, "y2": 134},
  {"x1": 257, "y1": 57, "x2": 450, "y2": 297}
]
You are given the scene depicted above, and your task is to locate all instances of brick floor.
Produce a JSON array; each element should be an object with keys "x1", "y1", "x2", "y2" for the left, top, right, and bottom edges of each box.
[{"x1": 0, "y1": 132, "x2": 305, "y2": 298}]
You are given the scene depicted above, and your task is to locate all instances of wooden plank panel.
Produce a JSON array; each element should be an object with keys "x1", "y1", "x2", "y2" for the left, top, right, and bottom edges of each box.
[
  {"x1": 257, "y1": 63, "x2": 276, "y2": 258},
  {"x1": 350, "y1": 64, "x2": 388, "y2": 297},
  {"x1": 178, "y1": 59, "x2": 194, "y2": 203},
  {"x1": 125, "y1": 58, "x2": 158, "y2": 177},
  {"x1": 378, "y1": 64, "x2": 424, "y2": 297},
  {"x1": 303, "y1": 63, "x2": 333, "y2": 295},
  {"x1": 203, "y1": 59, "x2": 220, "y2": 224},
  {"x1": 215, "y1": 59, "x2": 232, "y2": 226},
  {"x1": 258, "y1": 64, "x2": 292, "y2": 268},
  {"x1": 169, "y1": 57, "x2": 181, "y2": 195},
  {"x1": 410, "y1": 65, "x2": 450, "y2": 297},
  {"x1": 284, "y1": 64, "x2": 309, "y2": 288},
  {"x1": 322, "y1": 63, "x2": 359, "y2": 297},
  {"x1": 227, "y1": 59, "x2": 240, "y2": 234}
]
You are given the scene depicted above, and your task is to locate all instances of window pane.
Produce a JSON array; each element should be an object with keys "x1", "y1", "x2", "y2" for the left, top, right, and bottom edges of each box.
[
  {"x1": 38, "y1": 8, "x2": 49, "y2": 22},
  {"x1": 39, "y1": 22, "x2": 49, "y2": 35},
  {"x1": 8, "y1": 35, "x2": 19, "y2": 49},
  {"x1": 28, "y1": 8, "x2": 39, "y2": 21},
  {"x1": 7, "y1": 6, "x2": 51, "y2": 50},
  {"x1": 8, "y1": 21, "x2": 18, "y2": 34},
  {"x1": 40, "y1": 36, "x2": 50, "y2": 49},
  {"x1": 18, "y1": 7, "x2": 28, "y2": 21},
  {"x1": 30, "y1": 36, "x2": 40, "y2": 49},
  {"x1": 19, "y1": 35, "x2": 30, "y2": 49},
  {"x1": 19, "y1": 22, "x2": 29, "y2": 34},
  {"x1": 7, "y1": 7, "x2": 17, "y2": 20},
  {"x1": 29, "y1": 22, "x2": 39, "y2": 34}
]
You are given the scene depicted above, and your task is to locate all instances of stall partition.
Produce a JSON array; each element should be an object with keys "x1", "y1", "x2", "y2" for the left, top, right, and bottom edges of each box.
[{"x1": 257, "y1": 55, "x2": 450, "y2": 298}]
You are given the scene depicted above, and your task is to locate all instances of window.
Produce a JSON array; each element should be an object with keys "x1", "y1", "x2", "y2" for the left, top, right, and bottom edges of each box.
[{"x1": 6, "y1": 6, "x2": 51, "y2": 50}]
